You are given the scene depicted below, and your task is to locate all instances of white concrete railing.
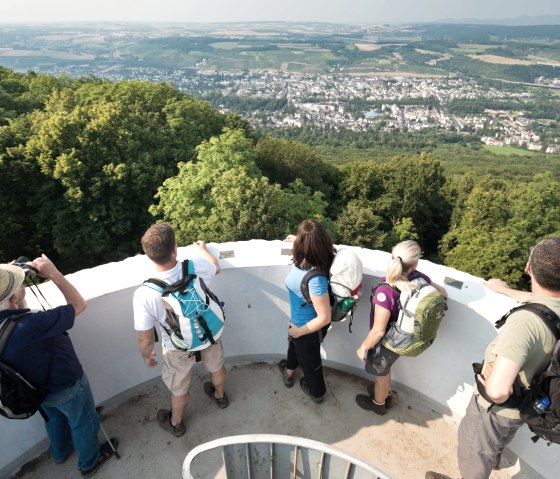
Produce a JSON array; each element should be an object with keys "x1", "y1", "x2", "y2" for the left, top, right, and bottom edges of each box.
[{"x1": 0, "y1": 240, "x2": 558, "y2": 478}]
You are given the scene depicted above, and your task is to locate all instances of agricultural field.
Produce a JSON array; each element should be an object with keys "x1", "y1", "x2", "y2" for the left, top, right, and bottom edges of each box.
[
  {"x1": 483, "y1": 145, "x2": 538, "y2": 156},
  {"x1": 1, "y1": 22, "x2": 559, "y2": 82}
]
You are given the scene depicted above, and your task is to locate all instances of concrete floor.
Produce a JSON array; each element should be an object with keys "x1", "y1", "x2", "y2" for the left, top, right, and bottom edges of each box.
[{"x1": 11, "y1": 363, "x2": 541, "y2": 479}]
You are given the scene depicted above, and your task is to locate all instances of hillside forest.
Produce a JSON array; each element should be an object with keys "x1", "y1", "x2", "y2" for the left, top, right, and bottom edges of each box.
[{"x1": 1, "y1": 67, "x2": 559, "y2": 290}]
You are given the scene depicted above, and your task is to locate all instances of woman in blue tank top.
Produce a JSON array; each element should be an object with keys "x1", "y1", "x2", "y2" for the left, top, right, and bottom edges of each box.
[{"x1": 279, "y1": 220, "x2": 335, "y2": 403}]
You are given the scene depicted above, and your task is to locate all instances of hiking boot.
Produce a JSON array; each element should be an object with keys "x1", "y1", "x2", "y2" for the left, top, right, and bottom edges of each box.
[
  {"x1": 366, "y1": 383, "x2": 393, "y2": 409},
  {"x1": 300, "y1": 378, "x2": 323, "y2": 403},
  {"x1": 80, "y1": 438, "x2": 119, "y2": 477},
  {"x1": 425, "y1": 472, "x2": 452, "y2": 479},
  {"x1": 156, "y1": 409, "x2": 186, "y2": 437},
  {"x1": 204, "y1": 381, "x2": 230, "y2": 409},
  {"x1": 278, "y1": 359, "x2": 295, "y2": 388},
  {"x1": 355, "y1": 394, "x2": 387, "y2": 415}
]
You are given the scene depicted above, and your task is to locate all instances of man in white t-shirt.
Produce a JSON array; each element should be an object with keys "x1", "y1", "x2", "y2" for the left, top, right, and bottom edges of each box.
[{"x1": 133, "y1": 223, "x2": 229, "y2": 438}]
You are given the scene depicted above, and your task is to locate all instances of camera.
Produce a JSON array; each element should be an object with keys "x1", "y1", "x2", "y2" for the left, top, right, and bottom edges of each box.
[{"x1": 14, "y1": 256, "x2": 38, "y2": 276}]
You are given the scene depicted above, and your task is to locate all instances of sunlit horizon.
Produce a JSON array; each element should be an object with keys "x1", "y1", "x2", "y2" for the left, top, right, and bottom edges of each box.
[{"x1": 0, "y1": 0, "x2": 559, "y2": 25}]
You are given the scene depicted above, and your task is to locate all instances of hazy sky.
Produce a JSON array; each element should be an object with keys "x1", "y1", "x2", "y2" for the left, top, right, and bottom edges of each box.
[{"x1": 1, "y1": 0, "x2": 559, "y2": 24}]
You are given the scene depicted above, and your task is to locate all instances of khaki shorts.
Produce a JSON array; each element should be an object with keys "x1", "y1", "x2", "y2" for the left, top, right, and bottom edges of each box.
[{"x1": 162, "y1": 340, "x2": 224, "y2": 396}]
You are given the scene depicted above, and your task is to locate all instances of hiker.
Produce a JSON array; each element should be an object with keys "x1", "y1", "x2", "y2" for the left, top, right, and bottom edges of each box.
[
  {"x1": 426, "y1": 237, "x2": 560, "y2": 479},
  {"x1": 355, "y1": 240, "x2": 447, "y2": 415},
  {"x1": 133, "y1": 223, "x2": 228, "y2": 439},
  {"x1": 0, "y1": 256, "x2": 117, "y2": 477},
  {"x1": 279, "y1": 219, "x2": 336, "y2": 403}
]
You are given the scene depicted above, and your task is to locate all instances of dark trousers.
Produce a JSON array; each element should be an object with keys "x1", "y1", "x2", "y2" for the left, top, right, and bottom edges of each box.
[
  {"x1": 286, "y1": 325, "x2": 329, "y2": 398},
  {"x1": 458, "y1": 394, "x2": 523, "y2": 479}
]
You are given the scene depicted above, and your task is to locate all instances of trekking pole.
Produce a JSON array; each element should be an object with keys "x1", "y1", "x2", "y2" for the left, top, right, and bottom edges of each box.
[{"x1": 96, "y1": 406, "x2": 121, "y2": 459}]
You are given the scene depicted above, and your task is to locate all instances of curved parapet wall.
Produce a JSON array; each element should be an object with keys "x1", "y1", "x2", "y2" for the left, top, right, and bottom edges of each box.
[{"x1": 0, "y1": 240, "x2": 557, "y2": 478}]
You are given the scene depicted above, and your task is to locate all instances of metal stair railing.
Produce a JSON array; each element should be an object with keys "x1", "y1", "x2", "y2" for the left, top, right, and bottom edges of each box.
[{"x1": 183, "y1": 433, "x2": 391, "y2": 479}]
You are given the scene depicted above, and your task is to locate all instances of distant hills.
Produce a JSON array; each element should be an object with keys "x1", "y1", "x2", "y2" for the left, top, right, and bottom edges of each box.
[{"x1": 435, "y1": 15, "x2": 560, "y2": 26}]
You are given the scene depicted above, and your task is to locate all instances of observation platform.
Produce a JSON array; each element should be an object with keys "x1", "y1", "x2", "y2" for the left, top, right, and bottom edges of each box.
[{"x1": 1, "y1": 240, "x2": 556, "y2": 479}]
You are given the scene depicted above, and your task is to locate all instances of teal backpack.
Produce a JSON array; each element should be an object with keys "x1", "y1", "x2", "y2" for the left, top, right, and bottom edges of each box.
[{"x1": 143, "y1": 260, "x2": 225, "y2": 352}]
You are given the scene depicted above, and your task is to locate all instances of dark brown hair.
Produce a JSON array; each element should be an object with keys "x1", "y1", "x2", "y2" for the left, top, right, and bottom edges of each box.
[
  {"x1": 530, "y1": 237, "x2": 560, "y2": 292},
  {"x1": 292, "y1": 220, "x2": 335, "y2": 273},
  {"x1": 141, "y1": 222, "x2": 176, "y2": 265}
]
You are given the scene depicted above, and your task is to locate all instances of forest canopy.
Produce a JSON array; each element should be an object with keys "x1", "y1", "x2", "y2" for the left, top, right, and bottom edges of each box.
[{"x1": 1, "y1": 66, "x2": 559, "y2": 289}]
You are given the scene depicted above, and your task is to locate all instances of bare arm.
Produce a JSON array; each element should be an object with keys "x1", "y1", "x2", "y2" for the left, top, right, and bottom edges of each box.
[
  {"x1": 431, "y1": 281, "x2": 448, "y2": 298},
  {"x1": 288, "y1": 293, "x2": 331, "y2": 337},
  {"x1": 30, "y1": 254, "x2": 87, "y2": 316},
  {"x1": 356, "y1": 306, "x2": 391, "y2": 360},
  {"x1": 478, "y1": 356, "x2": 521, "y2": 404},
  {"x1": 137, "y1": 329, "x2": 158, "y2": 368},
  {"x1": 483, "y1": 278, "x2": 531, "y2": 302},
  {"x1": 194, "y1": 240, "x2": 220, "y2": 274}
]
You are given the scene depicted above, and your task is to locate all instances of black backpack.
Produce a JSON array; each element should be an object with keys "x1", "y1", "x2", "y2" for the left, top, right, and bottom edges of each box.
[
  {"x1": 487, "y1": 304, "x2": 560, "y2": 444},
  {"x1": 0, "y1": 313, "x2": 50, "y2": 421}
]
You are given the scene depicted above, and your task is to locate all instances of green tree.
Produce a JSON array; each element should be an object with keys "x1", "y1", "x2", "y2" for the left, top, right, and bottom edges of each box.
[
  {"x1": 337, "y1": 154, "x2": 449, "y2": 255},
  {"x1": 440, "y1": 173, "x2": 560, "y2": 289},
  {"x1": 255, "y1": 136, "x2": 339, "y2": 204},
  {"x1": 0, "y1": 79, "x2": 227, "y2": 271},
  {"x1": 335, "y1": 199, "x2": 385, "y2": 248},
  {"x1": 151, "y1": 129, "x2": 331, "y2": 244}
]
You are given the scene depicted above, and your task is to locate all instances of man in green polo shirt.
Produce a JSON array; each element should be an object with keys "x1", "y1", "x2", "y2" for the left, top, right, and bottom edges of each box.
[{"x1": 427, "y1": 237, "x2": 560, "y2": 479}]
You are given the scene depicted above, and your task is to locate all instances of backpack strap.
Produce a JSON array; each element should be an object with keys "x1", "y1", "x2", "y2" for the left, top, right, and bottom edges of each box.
[
  {"x1": 370, "y1": 282, "x2": 399, "y2": 309},
  {"x1": 495, "y1": 303, "x2": 560, "y2": 339},
  {"x1": 300, "y1": 270, "x2": 329, "y2": 306},
  {"x1": 183, "y1": 259, "x2": 194, "y2": 276},
  {"x1": 0, "y1": 313, "x2": 31, "y2": 357},
  {"x1": 143, "y1": 278, "x2": 168, "y2": 294},
  {"x1": 143, "y1": 260, "x2": 197, "y2": 296}
]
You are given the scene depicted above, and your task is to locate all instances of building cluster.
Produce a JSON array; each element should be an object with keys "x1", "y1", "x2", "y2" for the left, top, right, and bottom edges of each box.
[
  {"x1": 480, "y1": 112, "x2": 560, "y2": 153},
  {"x1": 46, "y1": 62, "x2": 560, "y2": 153}
]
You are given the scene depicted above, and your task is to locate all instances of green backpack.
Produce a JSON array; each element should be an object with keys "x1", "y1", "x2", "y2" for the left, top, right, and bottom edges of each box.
[{"x1": 378, "y1": 276, "x2": 446, "y2": 357}]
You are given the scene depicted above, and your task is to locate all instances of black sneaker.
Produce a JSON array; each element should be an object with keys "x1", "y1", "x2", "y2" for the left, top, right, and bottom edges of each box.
[
  {"x1": 204, "y1": 381, "x2": 230, "y2": 409},
  {"x1": 278, "y1": 359, "x2": 295, "y2": 388},
  {"x1": 156, "y1": 409, "x2": 186, "y2": 437},
  {"x1": 299, "y1": 378, "x2": 323, "y2": 403},
  {"x1": 366, "y1": 383, "x2": 393, "y2": 409},
  {"x1": 355, "y1": 394, "x2": 387, "y2": 415}
]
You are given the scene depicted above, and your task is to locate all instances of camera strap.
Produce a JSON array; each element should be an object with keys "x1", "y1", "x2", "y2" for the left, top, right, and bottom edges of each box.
[{"x1": 26, "y1": 276, "x2": 52, "y2": 311}]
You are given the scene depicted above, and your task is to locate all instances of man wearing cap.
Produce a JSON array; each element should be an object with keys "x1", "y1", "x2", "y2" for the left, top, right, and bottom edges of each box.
[{"x1": 0, "y1": 255, "x2": 116, "y2": 477}]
